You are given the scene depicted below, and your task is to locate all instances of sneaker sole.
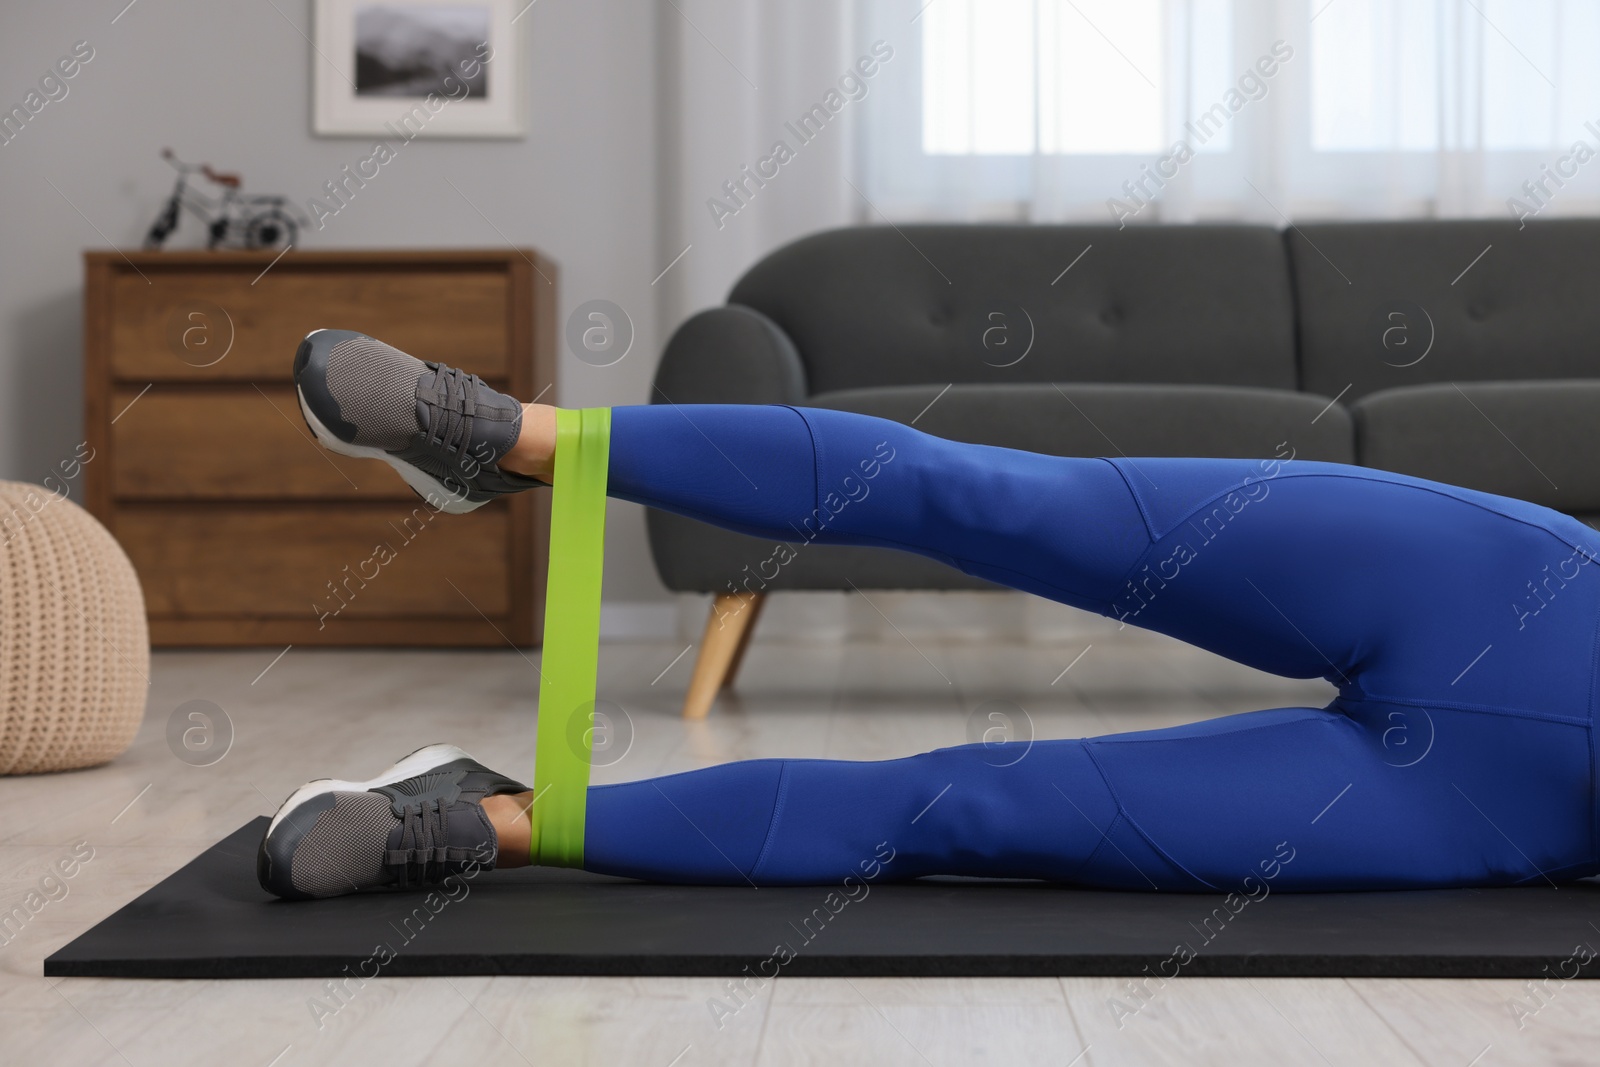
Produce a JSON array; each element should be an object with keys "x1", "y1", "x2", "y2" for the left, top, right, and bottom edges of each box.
[
  {"x1": 295, "y1": 329, "x2": 486, "y2": 516},
  {"x1": 265, "y1": 742, "x2": 475, "y2": 837}
]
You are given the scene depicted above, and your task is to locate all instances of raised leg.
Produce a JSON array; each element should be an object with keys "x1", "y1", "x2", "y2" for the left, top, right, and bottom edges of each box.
[
  {"x1": 602, "y1": 404, "x2": 1355, "y2": 683},
  {"x1": 681, "y1": 591, "x2": 765, "y2": 720},
  {"x1": 599, "y1": 403, "x2": 1599, "y2": 715}
]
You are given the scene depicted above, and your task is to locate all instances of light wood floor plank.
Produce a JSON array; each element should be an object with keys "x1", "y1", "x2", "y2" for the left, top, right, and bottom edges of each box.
[
  {"x1": 758, "y1": 977, "x2": 1081, "y2": 1066},
  {"x1": 1060, "y1": 976, "x2": 1426, "y2": 1067},
  {"x1": 1351, "y1": 976, "x2": 1600, "y2": 1067}
]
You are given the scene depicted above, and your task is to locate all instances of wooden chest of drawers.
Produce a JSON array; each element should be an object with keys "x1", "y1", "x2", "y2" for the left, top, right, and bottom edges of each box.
[{"x1": 83, "y1": 249, "x2": 556, "y2": 647}]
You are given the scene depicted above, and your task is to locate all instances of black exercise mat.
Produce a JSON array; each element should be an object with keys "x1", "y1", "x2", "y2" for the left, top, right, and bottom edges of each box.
[{"x1": 46, "y1": 818, "x2": 1600, "y2": 978}]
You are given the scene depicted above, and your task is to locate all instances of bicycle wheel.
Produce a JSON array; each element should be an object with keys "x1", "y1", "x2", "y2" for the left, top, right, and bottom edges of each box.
[{"x1": 245, "y1": 209, "x2": 297, "y2": 251}]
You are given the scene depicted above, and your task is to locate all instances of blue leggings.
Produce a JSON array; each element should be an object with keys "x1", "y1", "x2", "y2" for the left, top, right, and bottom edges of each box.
[{"x1": 580, "y1": 404, "x2": 1600, "y2": 891}]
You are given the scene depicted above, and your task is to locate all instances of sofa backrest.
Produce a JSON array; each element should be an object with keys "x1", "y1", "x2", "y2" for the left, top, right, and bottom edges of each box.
[
  {"x1": 1289, "y1": 219, "x2": 1600, "y2": 402},
  {"x1": 728, "y1": 224, "x2": 1297, "y2": 397}
]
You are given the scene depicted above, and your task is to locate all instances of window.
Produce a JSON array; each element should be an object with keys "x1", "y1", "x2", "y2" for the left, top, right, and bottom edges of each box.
[
  {"x1": 1310, "y1": 0, "x2": 1600, "y2": 153},
  {"x1": 856, "y1": 0, "x2": 1600, "y2": 221},
  {"x1": 919, "y1": 0, "x2": 1234, "y2": 155}
]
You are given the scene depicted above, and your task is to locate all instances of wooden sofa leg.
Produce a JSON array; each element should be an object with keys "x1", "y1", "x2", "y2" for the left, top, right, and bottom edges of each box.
[
  {"x1": 682, "y1": 592, "x2": 766, "y2": 720},
  {"x1": 723, "y1": 591, "x2": 767, "y2": 684}
]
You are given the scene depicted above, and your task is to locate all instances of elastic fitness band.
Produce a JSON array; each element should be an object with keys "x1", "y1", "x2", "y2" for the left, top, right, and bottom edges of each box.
[{"x1": 529, "y1": 407, "x2": 611, "y2": 867}]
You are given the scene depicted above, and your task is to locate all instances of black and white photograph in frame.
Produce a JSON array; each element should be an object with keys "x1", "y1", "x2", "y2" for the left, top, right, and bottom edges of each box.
[{"x1": 313, "y1": 0, "x2": 526, "y2": 138}]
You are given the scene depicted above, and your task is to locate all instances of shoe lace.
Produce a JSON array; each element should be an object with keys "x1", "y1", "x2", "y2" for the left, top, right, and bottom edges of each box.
[
  {"x1": 385, "y1": 797, "x2": 454, "y2": 888},
  {"x1": 417, "y1": 363, "x2": 486, "y2": 458}
]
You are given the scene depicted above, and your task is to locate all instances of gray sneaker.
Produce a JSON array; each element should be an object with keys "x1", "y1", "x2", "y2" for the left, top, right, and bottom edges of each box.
[
  {"x1": 294, "y1": 329, "x2": 544, "y2": 515},
  {"x1": 257, "y1": 744, "x2": 529, "y2": 901}
]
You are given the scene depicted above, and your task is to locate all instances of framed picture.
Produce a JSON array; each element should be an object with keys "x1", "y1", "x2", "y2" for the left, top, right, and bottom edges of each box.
[{"x1": 313, "y1": 0, "x2": 525, "y2": 138}]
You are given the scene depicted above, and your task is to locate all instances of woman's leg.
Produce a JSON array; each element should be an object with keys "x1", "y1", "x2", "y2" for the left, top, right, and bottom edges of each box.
[
  {"x1": 514, "y1": 403, "x2": 1335, "y2": 674},
  {"x1": 483, "y1": 699, "x2": 1592, "y2": 891},
  {"x1": 516, "y1": 402, "x2": 1565, "y2": 686},
  {"x1": 493, "y1": 402, "x2": 1600, "y2": 890},
  {"x1": 487, "y1": 729, "x2": 1282, "y2": 890},
  {"x1": 531, "y1": 402, "x2": 1600, "y2": 709}
]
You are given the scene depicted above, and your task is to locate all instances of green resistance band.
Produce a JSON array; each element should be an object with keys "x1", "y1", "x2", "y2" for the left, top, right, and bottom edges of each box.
[{"x1": 529, "y1": 406, "x2": 611, "y2": 867}]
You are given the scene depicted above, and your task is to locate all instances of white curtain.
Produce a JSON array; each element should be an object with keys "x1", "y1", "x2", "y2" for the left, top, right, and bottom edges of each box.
[
  {"x1": 856, "y1": 0, "x2": 1600, "y2": 224},
  {"x1": 656, "y1": 0, "x2": 861, "y2": 337}
]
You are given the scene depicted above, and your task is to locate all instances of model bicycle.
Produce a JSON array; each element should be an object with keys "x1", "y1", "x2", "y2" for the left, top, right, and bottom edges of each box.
[{"x1": 143, "y1": 148, "x2": 303, "y2": 251}]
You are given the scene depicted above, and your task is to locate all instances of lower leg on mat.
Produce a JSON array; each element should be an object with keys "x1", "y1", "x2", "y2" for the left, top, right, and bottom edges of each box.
[{"x1": 538, "y1": 742, "x2": 1194, "y2": 888}]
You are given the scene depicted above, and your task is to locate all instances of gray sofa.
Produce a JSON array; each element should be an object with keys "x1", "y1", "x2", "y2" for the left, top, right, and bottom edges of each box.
[{"x1": 651, "y1": 220, "x2": 1600, "y2": 715}]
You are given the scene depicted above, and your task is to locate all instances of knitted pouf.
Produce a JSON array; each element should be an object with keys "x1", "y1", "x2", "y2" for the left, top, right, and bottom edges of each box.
[{"x1": 0, "y1": 481, "x2": 148, "y2": 774}]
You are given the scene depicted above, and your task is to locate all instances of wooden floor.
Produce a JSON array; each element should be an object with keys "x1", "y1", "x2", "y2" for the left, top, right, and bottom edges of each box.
[{"x1": 4, "y1": 617, "x2": 1597, "y2": 1066}]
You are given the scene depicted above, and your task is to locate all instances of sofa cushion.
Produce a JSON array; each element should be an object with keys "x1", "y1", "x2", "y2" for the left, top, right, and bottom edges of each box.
[
  {"x1": 728, "y1": 224, "x2": 1298, "y2": 396},
  {"x1": 1354, "y1": 380, "x2": 1600, "y2": 511},
  {"x1": 809, "y1": 382, "x2": 1354, "y2": 463},
  {"x1": 1290, "y1": 219, "x2": 1600, "y2": 403}
]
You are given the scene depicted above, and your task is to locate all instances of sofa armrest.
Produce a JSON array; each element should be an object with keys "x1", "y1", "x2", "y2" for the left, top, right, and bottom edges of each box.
[{"x1": 652, "y1": 305, "x2": 808, "y2": 406}]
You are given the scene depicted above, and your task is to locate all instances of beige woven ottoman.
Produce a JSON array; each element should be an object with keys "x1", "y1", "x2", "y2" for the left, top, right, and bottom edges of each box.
[{"x1": 0, "y1": 481, "x2": 148, "y2": 774}]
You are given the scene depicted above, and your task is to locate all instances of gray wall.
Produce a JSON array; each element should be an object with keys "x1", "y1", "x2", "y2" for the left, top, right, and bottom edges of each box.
[{"x1": 0, "y1": 0, "x2": 668, "y2": 607}]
